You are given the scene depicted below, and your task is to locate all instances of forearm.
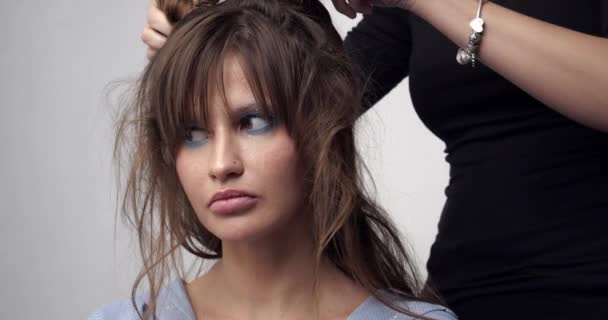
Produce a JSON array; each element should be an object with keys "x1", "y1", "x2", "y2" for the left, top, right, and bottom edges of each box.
[{"x1": 410, "y1": 0, "x2": 608, "y2": 132}]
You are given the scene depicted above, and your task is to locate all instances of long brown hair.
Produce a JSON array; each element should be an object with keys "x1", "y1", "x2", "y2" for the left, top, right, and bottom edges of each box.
[{"x1": 115, "y1": 0, "x2": 441, "y2": 318}]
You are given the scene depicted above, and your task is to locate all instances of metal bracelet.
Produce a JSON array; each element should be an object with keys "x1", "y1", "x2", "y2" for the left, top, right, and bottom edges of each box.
[{"x1": 457, "y1": 0, "x2": 486, "y2": 67}]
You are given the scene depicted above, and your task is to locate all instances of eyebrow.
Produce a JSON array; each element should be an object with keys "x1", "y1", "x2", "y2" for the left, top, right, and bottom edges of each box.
[
  {"x1": 230, "y1": 102, "x2": 264, "y2": 117},
  {"x1": 231, "y1": 103, "x2": 262, "y2": 115}
]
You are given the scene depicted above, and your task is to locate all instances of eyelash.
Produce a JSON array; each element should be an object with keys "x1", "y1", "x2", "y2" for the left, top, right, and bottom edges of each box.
[{"x1": 239, "y1": 113, "x2": 277, "y2": 134}]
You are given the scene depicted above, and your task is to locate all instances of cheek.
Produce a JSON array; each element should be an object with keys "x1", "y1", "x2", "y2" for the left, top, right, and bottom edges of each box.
[
  {"x1": 253, "y1": 133, "x2": 303, "y2": 198},
  {"x1": 175, "y1": 149, "x2": 206, "y2": 197}
]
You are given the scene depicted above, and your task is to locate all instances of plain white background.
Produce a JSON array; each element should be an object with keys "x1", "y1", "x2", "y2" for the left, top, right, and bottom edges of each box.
[{"x1": 0, "y1": 1, "x2": 448, "y2": 319}]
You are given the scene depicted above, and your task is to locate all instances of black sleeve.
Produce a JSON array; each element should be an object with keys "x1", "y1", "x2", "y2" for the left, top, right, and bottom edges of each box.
[
  {"x1": 602, "y1": 0, "x2": 608, "y2": 36},
  {"x1": 344, "y1": 7, "x2": 412, "y2": 111}
]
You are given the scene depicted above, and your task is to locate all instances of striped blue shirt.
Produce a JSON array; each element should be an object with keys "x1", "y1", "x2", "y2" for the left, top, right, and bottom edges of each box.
[{"x1": 89, "y1": 278, "x2": 457, "y2": 319}]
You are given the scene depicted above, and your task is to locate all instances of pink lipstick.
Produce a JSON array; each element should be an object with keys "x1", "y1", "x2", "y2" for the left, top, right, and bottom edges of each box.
[{"x1": 208, "y1": 189, "x2": 258, "y2": 215}]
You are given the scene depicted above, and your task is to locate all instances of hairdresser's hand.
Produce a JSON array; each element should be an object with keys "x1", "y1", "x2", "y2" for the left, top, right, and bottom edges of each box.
[
  {"x1": 331, "y1": 0, "x2": 415, "y2": 19},
  {"x1": 141, "y1": 1, "x2": 173, "y2": 59}
]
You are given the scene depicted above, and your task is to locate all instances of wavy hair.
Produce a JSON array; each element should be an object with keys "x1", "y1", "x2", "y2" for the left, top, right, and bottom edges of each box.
[{"x1": 115, "y1": 0, "x2": 441, "y2": 318}]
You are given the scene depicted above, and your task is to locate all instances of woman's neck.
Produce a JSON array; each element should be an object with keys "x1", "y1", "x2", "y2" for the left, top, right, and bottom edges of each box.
[
  {"x1": 218, "y1": 226, "x2": 320, "y2": 308},
  {"x1": 186, "y1": 223, "x2": 369, "y2": 319}
]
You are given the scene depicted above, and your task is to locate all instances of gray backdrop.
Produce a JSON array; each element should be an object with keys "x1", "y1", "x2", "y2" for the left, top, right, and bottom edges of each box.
[{"x1": 0, "y1": 1, "x2": 448, "y2": 319}]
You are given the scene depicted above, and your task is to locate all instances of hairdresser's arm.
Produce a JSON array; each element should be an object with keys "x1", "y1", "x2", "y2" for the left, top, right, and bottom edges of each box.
[
  {"x1": 343, "y1": 7, "x2": 412, "y2": 112},
  {"x1": 339, "y1": 0, "x2": 608, "y2": 132}
]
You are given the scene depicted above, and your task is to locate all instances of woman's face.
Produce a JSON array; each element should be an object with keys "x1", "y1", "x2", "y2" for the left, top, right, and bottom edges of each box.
[{"x1": 175, "y1": 55, "x2": 305, "y2": 242}]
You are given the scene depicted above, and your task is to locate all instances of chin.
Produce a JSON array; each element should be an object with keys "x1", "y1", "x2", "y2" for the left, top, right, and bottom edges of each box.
[
  {"x1": 202, "y1": 213, "x2": 287, "y2": 243},
  {"x1": 215, "y1": 225, "x2": 271, "y2": 242}
]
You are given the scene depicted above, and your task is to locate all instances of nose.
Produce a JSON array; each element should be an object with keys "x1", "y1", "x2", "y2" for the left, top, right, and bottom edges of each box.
[{"x1": 208, "y1": 130, "x2": 244, "y2": 182}]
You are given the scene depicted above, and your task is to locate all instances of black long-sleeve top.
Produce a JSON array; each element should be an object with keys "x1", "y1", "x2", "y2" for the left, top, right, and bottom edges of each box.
[{"x1": 344, "y1": 1, "x2": 608, "y2": 319}]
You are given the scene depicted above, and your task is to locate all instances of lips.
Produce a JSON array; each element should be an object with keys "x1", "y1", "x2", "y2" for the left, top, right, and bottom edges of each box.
[{"x1": 208, "y1": 189, "x2": 258, "y2": 215}]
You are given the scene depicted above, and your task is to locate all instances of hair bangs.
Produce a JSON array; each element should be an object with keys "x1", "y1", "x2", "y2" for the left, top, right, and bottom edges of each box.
[{"x1": 154, "y1": 10, "x2": 296, "y2": 153}]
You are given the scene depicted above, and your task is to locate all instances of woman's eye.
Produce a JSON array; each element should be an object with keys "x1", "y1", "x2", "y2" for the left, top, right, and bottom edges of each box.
[
  {"x1": 183, "y1": 127, "x2": 209, "y2": 146},
  {"x1": 240, "y1": 114, "x2": 276, "y2": 134}
]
